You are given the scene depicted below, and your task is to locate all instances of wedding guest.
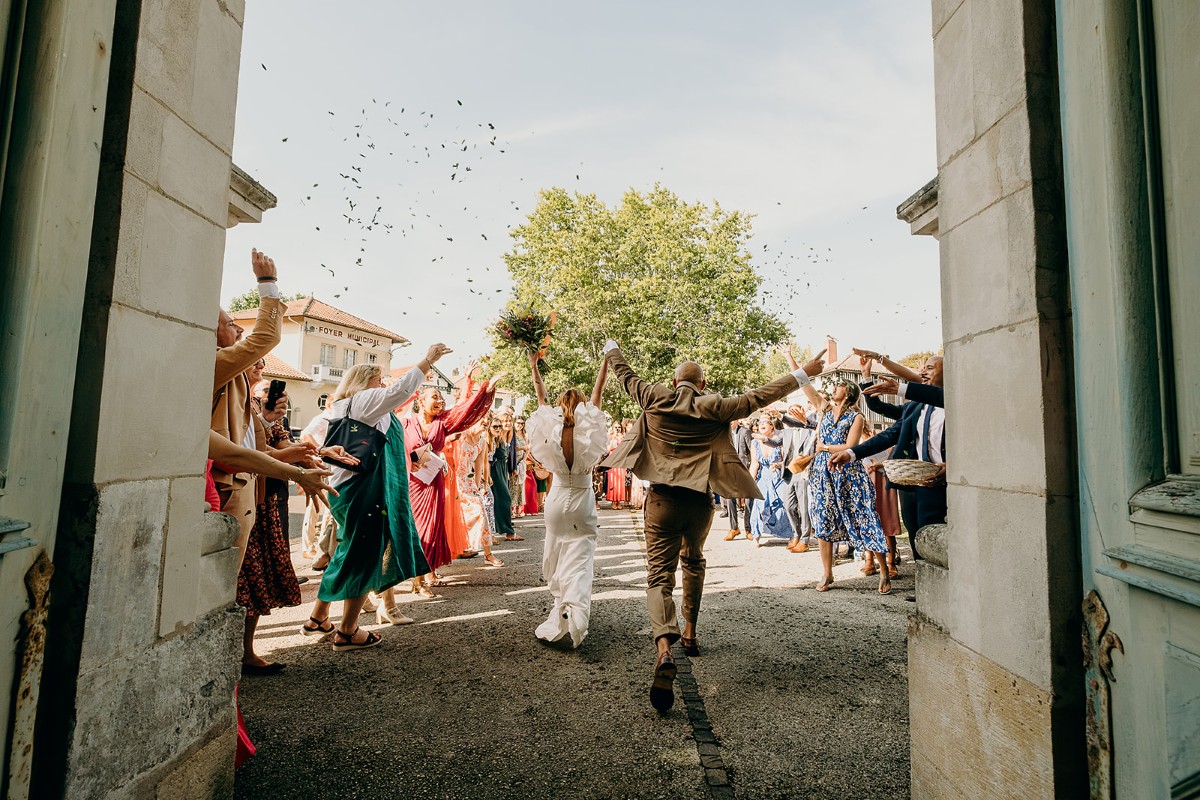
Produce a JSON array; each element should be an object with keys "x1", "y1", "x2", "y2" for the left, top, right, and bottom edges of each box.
[
  {"x1": 605, "y1": 423, "x2": 629, "y2": 509},
  {"x1": 211, "y1": 249, "x2": 284, "y2": 562},
  {"x1": 402, "y1": 365, "x2": 501, "y2": 596},
  {"x1": 453, "y1": 417, "x2": 504, "y2": 566},
  {"x1": 779, "y1": 403, "x2": 817, "y2": 552},
  {"x1": 489, "y1": 411, "x2": 521, "y2": 540},
  {"x1": 510, "y1": 415, "x2": 531, "y2": 518},
  {"x1": 749, "y1": 416, "x2": 793, "y2": 546},
  {"x1": 238, "y1": 375, "x2": 308, "y2": 675},
  {"x1": 522, "y1": 452, "x2": 541, "y2": 515},
  {"x1": 298, "y1": 348, "x2": 450, "y2": 648},
  {"x1": 443, "y1": 435, "x2": 478, "y2": 559},
  {"x1": 722, "y1": 419, "x2": 754, "y2": 541},
  {"x1": 783, "y1": 347, "x2": 892, "y2": 594}
]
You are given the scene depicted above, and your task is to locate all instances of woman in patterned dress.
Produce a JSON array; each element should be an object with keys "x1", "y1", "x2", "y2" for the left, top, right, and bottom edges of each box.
[
  {"x1": 749, "y1": 415, "x2": 794, "y2": 546},
  {"x1": 453, "y1": 417, "x2": 503, "y2": 567},
  {"x1": 510, "y1": 416, "x2": 531, "y2": 517},
  {"x1": 782, "y1": 349, "x2": 890, "y2": 594}
]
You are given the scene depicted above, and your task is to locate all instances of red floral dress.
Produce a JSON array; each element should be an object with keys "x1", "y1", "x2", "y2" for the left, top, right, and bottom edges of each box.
[{"x1": 236, "y1": 419, "x2": 302, "y2": 616}]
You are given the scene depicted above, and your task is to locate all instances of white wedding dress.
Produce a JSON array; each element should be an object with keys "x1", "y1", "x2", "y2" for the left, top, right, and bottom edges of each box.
[{"x1": 526, "y1": 401, "x2": 608, "y2": 648}]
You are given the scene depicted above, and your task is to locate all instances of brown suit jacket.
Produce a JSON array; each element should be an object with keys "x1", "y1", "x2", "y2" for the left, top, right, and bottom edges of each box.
[
  {"x1": 211, "y1": 297, "x2": 282, "y2": 494},
  {"x1": 601, "y1": 348, "x2": 801, "y2": 499}
]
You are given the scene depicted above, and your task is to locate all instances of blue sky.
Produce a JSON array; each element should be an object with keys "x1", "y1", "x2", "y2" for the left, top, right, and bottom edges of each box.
[{"x1": 222, "y1": 1, "x2": 940, "y2": 371}]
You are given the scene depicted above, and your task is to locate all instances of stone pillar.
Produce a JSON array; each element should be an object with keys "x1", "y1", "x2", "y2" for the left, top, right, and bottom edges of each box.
[
  {"x1": 32, "y1": 0, "x2": 249, "y2": 797},
  {"x1": 910, "y1": 0, "x2": 1085, "y2": 797}
]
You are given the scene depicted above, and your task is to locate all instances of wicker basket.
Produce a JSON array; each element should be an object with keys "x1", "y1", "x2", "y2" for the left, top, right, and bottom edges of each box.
[{"x1": 882, "y1": 459, "x2": 941, "y2": 486}]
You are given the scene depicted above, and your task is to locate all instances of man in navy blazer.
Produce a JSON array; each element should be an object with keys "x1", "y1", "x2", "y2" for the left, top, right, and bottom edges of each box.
[{"x1": 830, "y1": 356, "x2": 946, "y2": 558}]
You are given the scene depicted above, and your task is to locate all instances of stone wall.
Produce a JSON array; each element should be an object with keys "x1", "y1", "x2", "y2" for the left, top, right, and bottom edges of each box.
[
  {"x1": 913, "y1": 0, "x2": 1085, "y2": 795},
  {"x1": 32, "y1": 0, "x2": 249, "y2": 797}
]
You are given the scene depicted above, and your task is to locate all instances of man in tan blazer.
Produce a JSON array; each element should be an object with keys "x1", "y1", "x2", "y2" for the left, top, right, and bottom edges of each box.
[
  {"x1": 601, "y1": 340, "x2": 824, "y2": 711},
  {"x1": 211, "y1": 249, "x2": 284, "y2": 559}
]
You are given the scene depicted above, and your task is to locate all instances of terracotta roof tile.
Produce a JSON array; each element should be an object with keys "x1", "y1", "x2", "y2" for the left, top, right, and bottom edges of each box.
[
  {"x1": 262, "y1": 353, "x2": 313, "y2": 382},
  {"x1": 232, "y1": 296, "x2": 408, "y2": 343}
]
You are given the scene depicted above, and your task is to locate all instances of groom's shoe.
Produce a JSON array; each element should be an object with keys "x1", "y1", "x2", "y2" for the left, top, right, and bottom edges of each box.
[
  {"x1": 650, "y1": 650, "x2": 677, "y2": 712},
  {"x1": 724, "y1": 529, "x2": 740, "y2": 541}
]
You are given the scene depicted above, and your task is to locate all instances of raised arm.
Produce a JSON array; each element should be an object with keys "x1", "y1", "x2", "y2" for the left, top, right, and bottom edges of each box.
[
  {"x1": 353, "y1": 343, "x2": 452, "y2": 425},
  {"x1": 590, "y1": 355, "x2": 608, "y2": 407},
  {"x1": 780, "y1": 344, "x2": 829, "y2": 413},
  {"x1": 213, "y1": 250, "x2": 284, "y2": 388},
  {"x1": 853, "y1": 348, "x2": 923, "y2": 384},
  {"x1": 603, "y1": 342, "x2": 658, "y2": 410},
  {"x1": 528, "y1": 351, "x2": 550, "y2": 406}
]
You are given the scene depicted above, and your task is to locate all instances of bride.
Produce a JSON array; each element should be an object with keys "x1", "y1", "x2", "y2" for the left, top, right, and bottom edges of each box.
[{"x1": 524, "y1": 349, "x2": 609, "y2": 648}]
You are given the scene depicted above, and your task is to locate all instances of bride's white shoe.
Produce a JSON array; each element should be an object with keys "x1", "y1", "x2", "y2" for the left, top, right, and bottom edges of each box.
[{"x1": 378, "y1": 604, "x2": 414, "y2": 625}]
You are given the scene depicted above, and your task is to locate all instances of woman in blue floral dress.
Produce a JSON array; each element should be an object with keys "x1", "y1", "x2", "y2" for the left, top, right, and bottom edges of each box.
[
  {"x1": 750, "y1": 416, "x2": 794, "y2": 545},
  {"x1": 783, "y1": 346, "x2": 891, "y2": 594}
]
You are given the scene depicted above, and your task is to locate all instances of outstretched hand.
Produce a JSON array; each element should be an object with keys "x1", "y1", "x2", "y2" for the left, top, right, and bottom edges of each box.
[
  {"x1": 918, "y1": 463, "x2": 947, "y2": 487},
  {"x1": 829, "y1": 451, "x2": 853, "y2": 471},
  {"x1": 859, "y1": 355, "x2": 874, "y2": 381},
  {"x1": 489, "y1": 370, "x2": 510, "y2": 387},
  {"x1": 250, "y1": 248, "x2": 277, "y2": 280},
  {"x1": 320, "y1": 445, "x2": 361, "y2": 467},
  {"x1": 801, "y1": 347, "x2": 827, "y2": 377},
  {"x1": 425, "y1": 343, "x2": 453, "y2": 364},
  {"x1": 863, "y1": 377, "x2": 899, "y2": 397}
]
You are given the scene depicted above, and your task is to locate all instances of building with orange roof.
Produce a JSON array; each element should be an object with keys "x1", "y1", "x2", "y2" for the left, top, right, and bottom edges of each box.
[{"x1": 231, "y1": 296, "x2": 409, "y2": 429}]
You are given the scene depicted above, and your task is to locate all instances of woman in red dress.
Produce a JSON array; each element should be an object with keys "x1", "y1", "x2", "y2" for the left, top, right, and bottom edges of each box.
[
  {"x1": 400, "y1": 366, "x2": 503, "y2": 596},
  {"x1": 604, "y1": 423, "x2": 628, "y2": 509}
]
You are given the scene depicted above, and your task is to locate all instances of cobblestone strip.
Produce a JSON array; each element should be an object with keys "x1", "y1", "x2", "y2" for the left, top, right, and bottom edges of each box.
[{"x1": 629, "y1": 510, "x2": 736, "y2": 800}]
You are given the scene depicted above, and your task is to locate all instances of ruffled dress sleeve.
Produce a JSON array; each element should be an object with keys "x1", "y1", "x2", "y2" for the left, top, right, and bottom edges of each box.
[
  {"x1": 526, "y1": 406, "x2": 568, "y2": 476},
  {"x1": 442, "y1": 379, "x2": 497, "y2": 435},
  {"x1": 571, "y1": 403, "x2": 609, "y2": 473}
]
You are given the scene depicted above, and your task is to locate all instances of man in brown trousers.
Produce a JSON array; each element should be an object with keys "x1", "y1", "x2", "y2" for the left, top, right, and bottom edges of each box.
[
  {"x1": 211, "y1": 249, "x2": 284, "y2": 562},
  {"x1": 602, "y1": 340, "x2": 825, "y2": 711}
]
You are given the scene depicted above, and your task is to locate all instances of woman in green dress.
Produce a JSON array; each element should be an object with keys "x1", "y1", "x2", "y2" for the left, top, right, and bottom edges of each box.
[
  {"x1": 489, "y1": 412, "x2": 521, "y2": 541},
  {"x1": 299, "y1": 342, "x2": 452, "y2": 650}
]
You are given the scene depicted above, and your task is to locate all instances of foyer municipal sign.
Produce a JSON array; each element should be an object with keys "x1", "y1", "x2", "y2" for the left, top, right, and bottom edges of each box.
[{"x1": 308, "y1": 323, "x2": 384, "y2": 349}]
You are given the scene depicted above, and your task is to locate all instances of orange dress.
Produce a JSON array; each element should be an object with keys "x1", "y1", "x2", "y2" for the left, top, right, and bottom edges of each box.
[{"x1": 443, "y1": 438, "x2": 472, "y2": 555}]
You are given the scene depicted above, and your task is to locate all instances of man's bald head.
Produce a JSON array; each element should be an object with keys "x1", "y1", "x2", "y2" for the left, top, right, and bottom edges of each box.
[{"x1": 674, "y1": 361, "x2": 705, "y2": 390}]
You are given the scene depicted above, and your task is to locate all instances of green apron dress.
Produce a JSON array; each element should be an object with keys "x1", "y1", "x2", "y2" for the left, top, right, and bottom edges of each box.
[{"x1": 318, "y1": 413, "x2": 430, "y2": 602}]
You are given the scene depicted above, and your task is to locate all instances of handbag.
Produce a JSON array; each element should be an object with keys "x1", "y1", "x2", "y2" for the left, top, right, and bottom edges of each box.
[{"x1": 322, "y1": 395, "x2": 386, "y2": 473}]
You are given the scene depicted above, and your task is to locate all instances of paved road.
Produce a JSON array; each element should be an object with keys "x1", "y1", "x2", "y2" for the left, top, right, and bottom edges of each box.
[{"x1": 236, "y1": 507, "x2": 911, "y2": 799}]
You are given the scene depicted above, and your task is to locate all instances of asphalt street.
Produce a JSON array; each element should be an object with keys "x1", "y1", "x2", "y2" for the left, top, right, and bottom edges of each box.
[{"x1": 235, "y1": 505, "x2": 911, "y2": 800}]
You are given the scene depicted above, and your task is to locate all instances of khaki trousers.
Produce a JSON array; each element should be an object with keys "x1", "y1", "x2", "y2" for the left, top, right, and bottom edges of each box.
[{"x1": 643, "y1": 484, "x2": 714, "y2": 643}]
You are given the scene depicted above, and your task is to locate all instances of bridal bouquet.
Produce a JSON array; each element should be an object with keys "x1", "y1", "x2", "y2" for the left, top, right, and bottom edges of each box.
[{"x1": 495, "y1": 305, "x2": 556, "y2": 359}]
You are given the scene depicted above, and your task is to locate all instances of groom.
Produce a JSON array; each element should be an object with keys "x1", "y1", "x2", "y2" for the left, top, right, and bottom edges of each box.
[{"x1": 601, "y1": 340, "x2": 825, "y2": 711}]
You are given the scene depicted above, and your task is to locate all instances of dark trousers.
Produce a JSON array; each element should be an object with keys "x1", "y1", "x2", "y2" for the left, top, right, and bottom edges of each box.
[
  {"x1": 722, "y1": 496, "x2": 752, "y2": 532},
  {"x1": 644, "y1": 485, "x2": 715, "y2": 643},
  {"x1": 782, "y1": 474, "x2": 811, "y2": 540},
  {"x1": 898, "y1": 485, "x2": 947, "y2": 561}
]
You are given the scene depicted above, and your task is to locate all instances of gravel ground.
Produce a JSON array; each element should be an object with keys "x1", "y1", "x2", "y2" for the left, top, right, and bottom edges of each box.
[{"x1": 235, "y1": 504, "x2": 911, "y2": 799}]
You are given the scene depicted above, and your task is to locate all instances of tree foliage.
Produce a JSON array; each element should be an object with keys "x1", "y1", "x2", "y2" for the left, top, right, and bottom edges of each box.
[
  {"x1": 486, "y1": 185, "x2": 790, "y2": 418},
  {"x1": 227, "y1": 289, "x2": 306, "y2": 312},
  {"x1": 897, "y1": 349, "x2": 943, "y2": 369}
]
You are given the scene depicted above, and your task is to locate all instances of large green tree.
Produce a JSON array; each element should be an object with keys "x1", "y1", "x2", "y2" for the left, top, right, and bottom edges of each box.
[
  {"x1": 227, "y1": 288, "x2": 306, "y2": 312},
  {"x1": 487, "y1": 185, "x2": 789, "y2": 418}
]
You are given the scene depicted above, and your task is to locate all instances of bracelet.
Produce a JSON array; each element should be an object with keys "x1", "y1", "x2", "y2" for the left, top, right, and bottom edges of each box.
[{"x1": 256, "y1": 276, "x2": 277, "y2": 283}]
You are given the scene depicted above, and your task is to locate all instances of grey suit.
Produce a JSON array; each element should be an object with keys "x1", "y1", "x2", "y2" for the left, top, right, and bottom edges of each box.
[{"x1": 780, "y1": 414, "x2": 816, "y2": 540}]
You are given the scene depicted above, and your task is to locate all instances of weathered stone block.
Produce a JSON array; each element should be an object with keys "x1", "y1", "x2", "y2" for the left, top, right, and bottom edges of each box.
[
  {"x1": 65, "y1": 606, "x2": 241, "y2": 800},
  {"x1": 158, "y1": 112, "x2": 232, "y2": 226},
  {"x1": 938, "y1": 105, "x2": 1033, "y2": 235},
  {"x1": 135, "y1": 189, "x2": 226, "y2": 324},
  {"x1": 943, "y1": 322, "x2": 1069, "y2": 495},
  {"x1": 135, "y1": 0, "x2": 201, "y2": 121},
  {"x1": 946, "y1": 484, "x2": 1062, "y2": 686},
  {"x1": 189, "y1": 0, "x2": 243, "y2": 151},
  {"x1": 159, "y1": 477, "x2": 206, "y2": 637},
  {"x1": 197, "y1": 547, "x2": 240, "y2": 616},
  {"x1": 915, "y1": 560, "x2": 952, "y2": 631},
  {"x1": 933, "y1": 2, "x2": 974, "y2": 167},
  {"x1": 970, "y1": 0, "x2": 1027, "y2": 134},
  {"x1": 155, "y1": 725, "x2": 236, "y2": 800},
  {"x1": 932, "y1": 0, "x2": 966, "y2": 36},
  {"x1": 125, "y1": 88, "x2": 166, "y2": 188},
  {"x1": 909, "y1": 619, "x2": 1058, "y2": 800},
  {"x1": 78, "y1": 480, "x2": 168, "y2": 672},
  {"x1": 199, "y1": 511, "x2": 239, "y2": 555},
  {"x1": 92, "y1": 307, "x2": 213, "y2": 484},
  {"x1": 940, "y1": 187, "x2": 1037, "y2": 342}
]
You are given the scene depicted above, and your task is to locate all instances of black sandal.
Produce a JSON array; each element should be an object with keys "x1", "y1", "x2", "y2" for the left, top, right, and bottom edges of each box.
[
  {"x1": 332, "y1": 627, "x2": 382, "y2": 652},
  {"x1": 300, "y1": 616, "x2": 334, "y2": 637}
]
